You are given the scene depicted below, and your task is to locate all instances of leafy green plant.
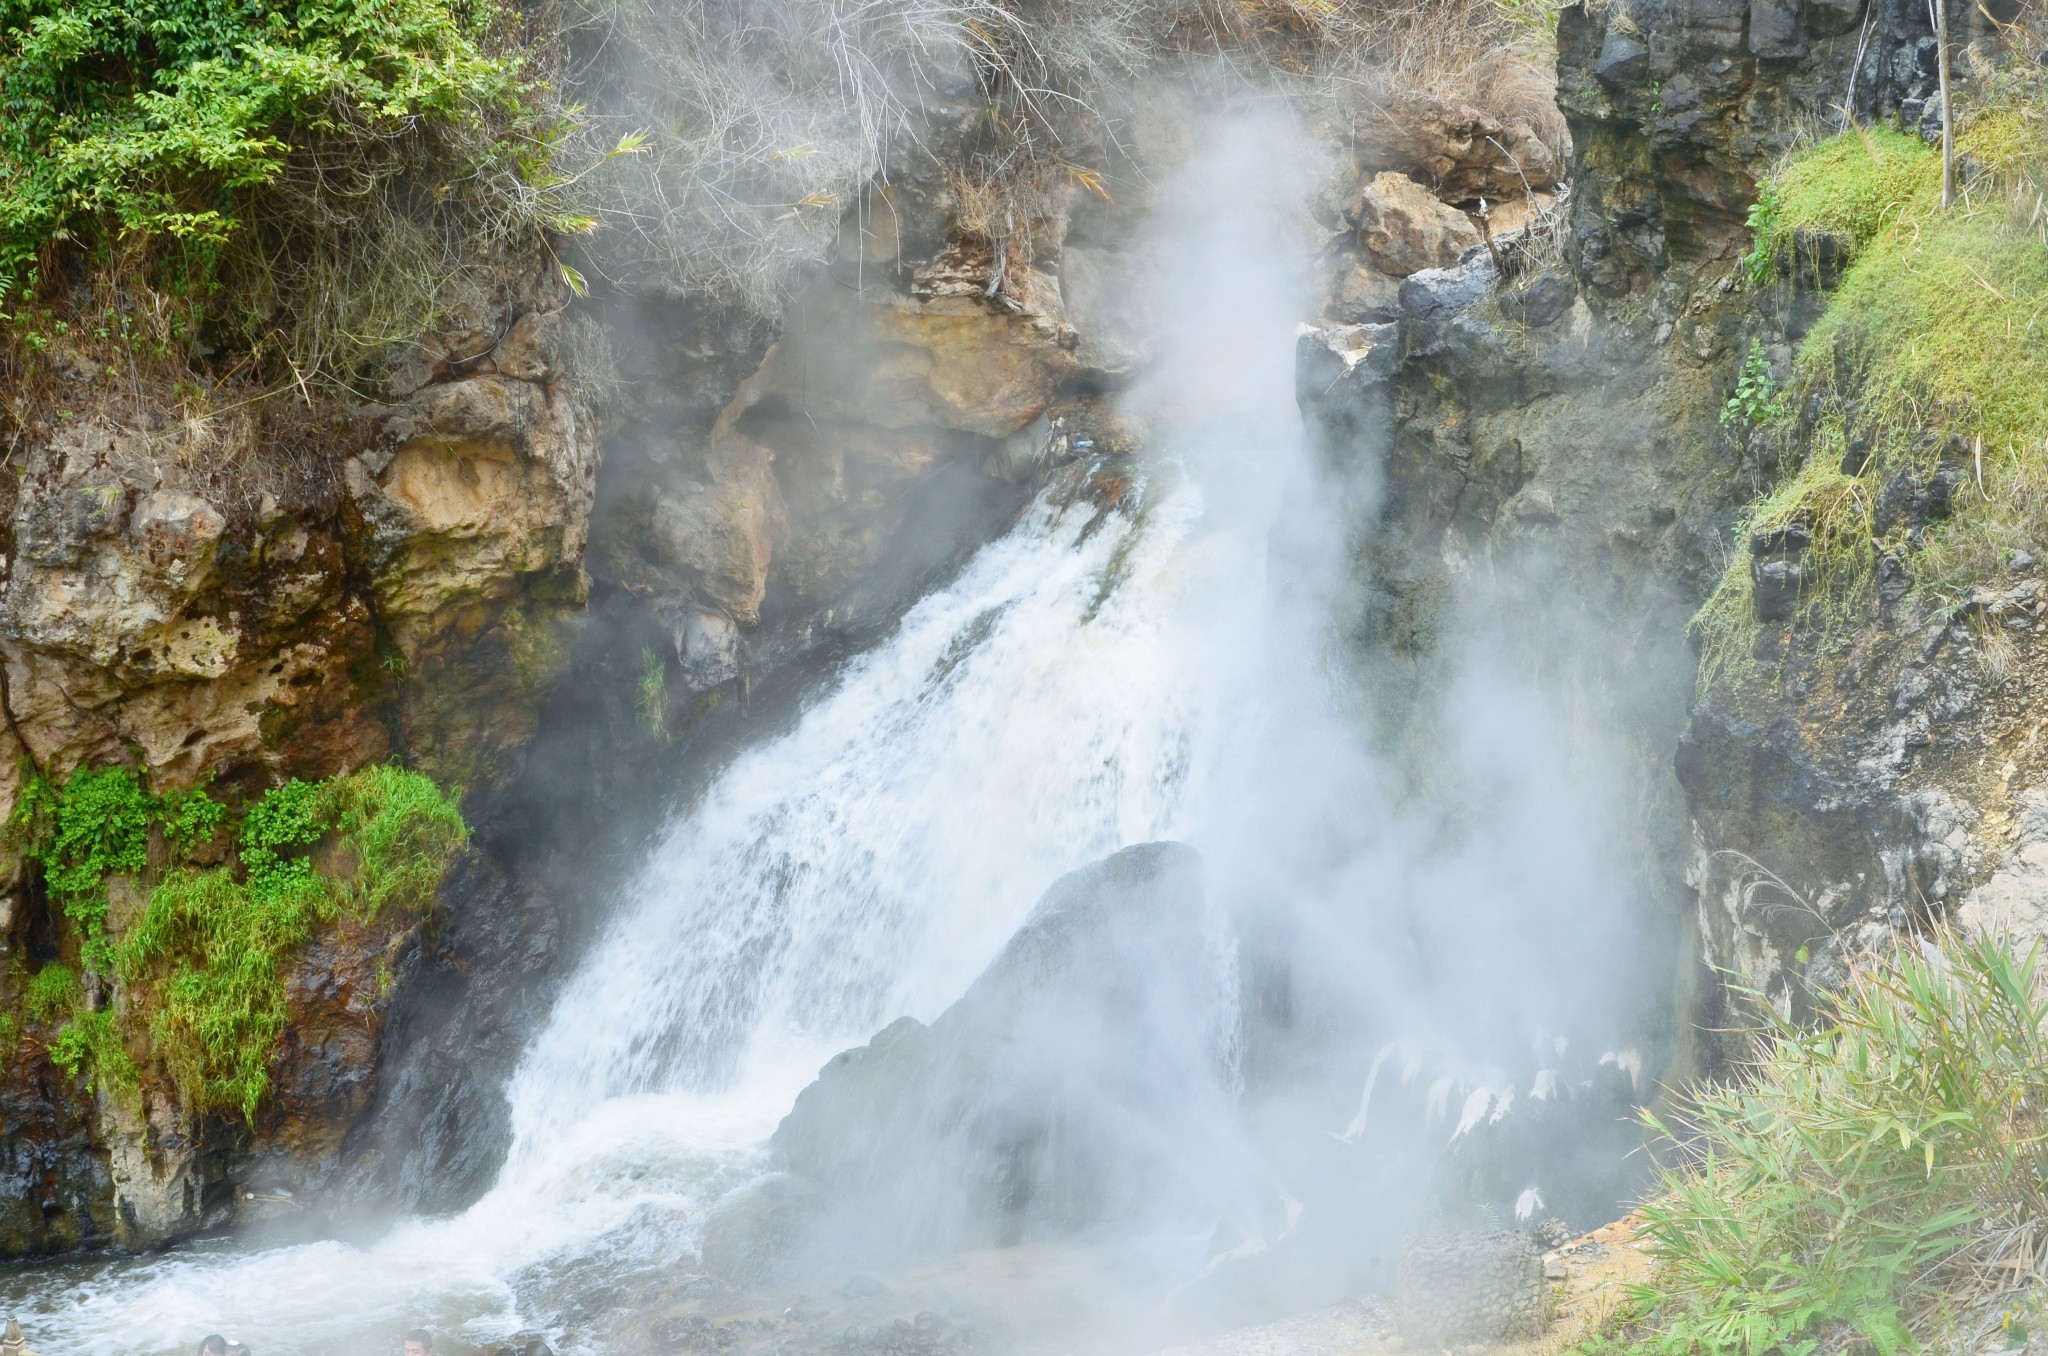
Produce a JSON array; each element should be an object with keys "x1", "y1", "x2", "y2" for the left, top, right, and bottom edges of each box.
[
  {"x1": 1721, "y1": 340, "x2": 1788, "y2": 432},
  {"x1": 22, "y1": 962, "x2": 79, "y2": 1024},
  {"x1": 7, "y1": 766, "x2": 155, "y2": 951},
  {"x1": 1628, "y1": 929, "x2": 2048, "y2": 1356},
  {"x1": 1742, "y1": 178, "x2": 1780, "y2": 283},
  {"x1": 117, "y1": 765, "x2": 466, "y2": 1119}
]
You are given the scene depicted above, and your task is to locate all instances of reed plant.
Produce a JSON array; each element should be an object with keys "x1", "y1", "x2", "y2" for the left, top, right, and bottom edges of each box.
[{"x1": 1626, "y1": 928, "x2": 2048, "y2": 1356}]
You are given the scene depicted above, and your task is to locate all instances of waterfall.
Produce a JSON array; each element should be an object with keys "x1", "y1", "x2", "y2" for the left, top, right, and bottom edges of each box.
[
  {"x1": 1, "y1": 112, "x2": 1645, "y2": 1356},
  {"x1": 0, "y1": 425, "x2": 1302, "y2": 1355}
]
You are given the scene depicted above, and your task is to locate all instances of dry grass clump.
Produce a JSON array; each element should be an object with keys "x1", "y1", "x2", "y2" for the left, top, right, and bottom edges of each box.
[
  {"x1": 559, "y1": 0, "x2": 1567, "y2": 312},
  {"x1": 0, "y1": 252, "x2": 365, "y2": 517}
]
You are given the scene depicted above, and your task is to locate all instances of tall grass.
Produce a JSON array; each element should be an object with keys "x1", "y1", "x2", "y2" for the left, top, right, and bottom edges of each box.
[{"x1": 1630, "y1": 929, "x2": 2048, "y2": 1356}]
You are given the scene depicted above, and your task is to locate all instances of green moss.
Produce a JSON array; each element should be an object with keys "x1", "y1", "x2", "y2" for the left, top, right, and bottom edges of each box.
[
  {"x1": 1699, "y1": 101, "x2": 2048, "y2": 702},
  {"x1": 1757, "y1": 125, "x2": 1936, "y2": 270},
  {"x1": 11, "y1": 762, "x2": 466, "y2": 1120}
]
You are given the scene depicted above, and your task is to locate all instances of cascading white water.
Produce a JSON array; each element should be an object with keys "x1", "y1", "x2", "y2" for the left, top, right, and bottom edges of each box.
[
  {"x1": 1, "y1": 435, "x2": 1301, "y2": 1356},
  {"x1": 0, "y1": 113, "x2": 1525, "y2": 1354}
]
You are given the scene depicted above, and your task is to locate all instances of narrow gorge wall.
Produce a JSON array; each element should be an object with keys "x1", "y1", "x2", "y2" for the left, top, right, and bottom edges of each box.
[{"x1": 1301, "y1": 0, "x2": 2035, "y2": 1081}]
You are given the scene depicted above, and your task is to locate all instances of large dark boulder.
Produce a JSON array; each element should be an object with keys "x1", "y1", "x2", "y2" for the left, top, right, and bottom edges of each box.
[{"x1": 759, "y1": 841, "x2": 1238, "y2": 1265}]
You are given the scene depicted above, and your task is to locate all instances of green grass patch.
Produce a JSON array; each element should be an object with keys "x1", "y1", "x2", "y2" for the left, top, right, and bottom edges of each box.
[
  {"x1": 23, "y1": 961, "x2": 78, "y2": 1024},
  {"x1": 8, "y1": 762, "x2": 466, "y2": 1120},
  {"x1": 324, "y1": 762, "x2": 469, "y2": 918},
  {"x1": 1750, "y1": 125, "x2": 1938, "y2": 276},
  {"x1": 1625, "y1": 929, "x2": 2048, "y2": 1356},
  {"x1": 1696, "y1": 103, "x2": 2048, "y2": 703},
  {"x1": 1693, "y1": 436, "x2": 1877, "y2": 709},
  {"x1": 49, "y1": 1005, "x2": 141, "y2": 1101}
]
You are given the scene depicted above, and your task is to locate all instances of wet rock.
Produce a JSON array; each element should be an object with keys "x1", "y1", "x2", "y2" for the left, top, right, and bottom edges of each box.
[
  {"x1": 670, "y1": 608, "x2": 742, "y2": 693},
  {"x1": 833, "y1": 1312, "x2": 967, "y2": 1356},
  {"x1": 476, "y1": 1336, "x2": 556, "y2": 1356},
  {"x1": 1749, "y1": 0, "x2": 1808, "y2": 60},
  {"x1": 1496, "y1": 272, "x2": 1579, "y2": 328},
  {"x1": 1750, "y1": 558, "x2": 1803, "y2": 622},
  {"x1": 1395, "y1": 1230, "x2": 1547, "y2": 1345},
  {"x1": 1959, "y1": 790, "x2": 2048, "y2": 955},
  {"x1": 1780, "y1": 226, "x2": 1850, "y2": 289},
  {"x1": 1325, "y1": 264, "x2": 1406, "y2": 325},
  {"x1": 1749, "y1": 524, "x2": 1812, "y2": 622},
  {"x1": 1399, "y1": 255, "x2": 1500, "y2": 319},
  {"x1": 1354, "y1": 172, "x2": 1482, "y2": 277},
  {"x1": 1805, "y1": 0, "x2": 1866, "y2": 38},
  {"x1": 1592, "y1": 30, "x2": 1651, "y2": 85},
  {"x1": 700, "y1": 1174, "x2": 828, "y2": 1286},
  {"x1": 772, "y1": 843, "x2": 1235, "y2": 1258}
]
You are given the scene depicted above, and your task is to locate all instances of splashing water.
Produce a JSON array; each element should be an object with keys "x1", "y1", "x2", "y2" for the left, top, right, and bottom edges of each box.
[
  {"x1": 1, "y1": 114, "x2": 1633, "y2": 1354},
  {"x1": 0, "y1": 437, "x2": 1302, "y2": 1352}
]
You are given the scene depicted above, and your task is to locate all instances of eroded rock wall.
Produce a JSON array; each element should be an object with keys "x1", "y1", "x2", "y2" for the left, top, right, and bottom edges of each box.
[{"x1": 1299, "y1": 0, "x2": 2023, "y2": 1076}]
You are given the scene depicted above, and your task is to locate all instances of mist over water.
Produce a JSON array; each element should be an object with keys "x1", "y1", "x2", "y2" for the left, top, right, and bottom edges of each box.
[{"x1": 0, "y1": 110, "x2": 1659, "y2": 1354}]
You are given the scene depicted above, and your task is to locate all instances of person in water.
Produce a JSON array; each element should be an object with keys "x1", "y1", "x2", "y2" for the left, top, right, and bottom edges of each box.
[
  {"x1": 402, "y1": 1331, "x2": 434, "y2": 1356},
  {"x1": 197, "y1": 1338, "x2": 228, "y2": 1356}
]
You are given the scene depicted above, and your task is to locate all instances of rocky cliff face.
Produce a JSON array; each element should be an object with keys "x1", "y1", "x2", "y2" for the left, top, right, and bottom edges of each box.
[
  {"x1": 0, "y1": 254, "x2": 599, "y2": 1254},
  {"x1": 3, "y1": 0, "x2": 2021, "y2": 1264},
  {"x1": 1300, "y1": 0, "x2": 2031, "y2": 1074},
  {"x1": 0, "y1": 175, "x2": 1111, "y2": 1252}
]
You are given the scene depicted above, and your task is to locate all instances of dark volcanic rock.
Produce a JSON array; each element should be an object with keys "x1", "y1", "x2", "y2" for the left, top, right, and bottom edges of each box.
[{"x1": 767, "y1": 842, "x2": 1235, "y2": 1261}]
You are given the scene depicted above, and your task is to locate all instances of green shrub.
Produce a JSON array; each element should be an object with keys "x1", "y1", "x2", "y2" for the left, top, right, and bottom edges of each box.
[
  {"x1": 1628, "y1": 929, "x2": 2048, "y2": 1356},
  {"x1": 0, "y1": 0, "x2": 518, "y2": 294},
  {"x1": 1720, "y1": 339, "x2": 1789, "y2": 432}
]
